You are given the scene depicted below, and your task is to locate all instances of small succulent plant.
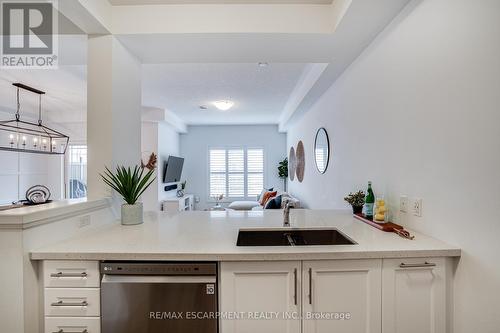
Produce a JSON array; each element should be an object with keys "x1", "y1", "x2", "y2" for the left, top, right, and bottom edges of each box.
[{"x1": 344, "y1": 190, "x2": 366, "y2": 207}]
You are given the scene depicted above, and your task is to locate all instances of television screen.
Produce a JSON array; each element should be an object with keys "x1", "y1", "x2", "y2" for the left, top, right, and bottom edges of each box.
[{"x1": 163, "y1": 156, "x2": 184, "y2": 183}]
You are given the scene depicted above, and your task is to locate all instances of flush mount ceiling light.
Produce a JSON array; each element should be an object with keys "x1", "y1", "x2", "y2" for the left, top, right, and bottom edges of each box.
[
  {"x1": 0, "y1": 83, "x2": 70, "y2": 155},
  {"x1": 258, "y1": 62, "x2": 269, "y2": 67},
  {"x1": 213, "y1": 100, "x2": 234, "y2": 111}
]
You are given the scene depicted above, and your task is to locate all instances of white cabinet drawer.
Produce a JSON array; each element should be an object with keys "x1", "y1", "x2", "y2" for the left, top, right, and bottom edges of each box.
[
  {"x1": 44, "y1": 261, "x2": 100, "y2": 288},
  {"x1": 45, "y1": 317, "x2": 100, "y2": 333},
  {"x1": 45, "y1": 288, "x2": 100, "y2": 317}
]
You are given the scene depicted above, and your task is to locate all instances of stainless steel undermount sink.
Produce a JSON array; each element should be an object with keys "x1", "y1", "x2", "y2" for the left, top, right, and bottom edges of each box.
[{"x1": 236, "y1": 228, "x2": 356, "y2": 246}]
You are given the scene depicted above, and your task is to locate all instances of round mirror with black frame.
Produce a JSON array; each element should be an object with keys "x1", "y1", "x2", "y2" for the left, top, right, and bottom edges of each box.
[{"x1": 314, "y1": 128, "x2": 330, "y2": 174}]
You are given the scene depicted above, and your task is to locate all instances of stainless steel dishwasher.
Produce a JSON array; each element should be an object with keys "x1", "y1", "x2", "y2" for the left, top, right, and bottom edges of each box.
[{"x1": 101, "y1": 262, "x2": 218, "y2": 333}]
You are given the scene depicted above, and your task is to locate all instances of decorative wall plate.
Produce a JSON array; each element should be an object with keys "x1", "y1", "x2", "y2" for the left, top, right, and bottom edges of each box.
[
  {"x1": 288, "y1": 147, "x2": 296, "y2": 181},
  {"x1": 295, "y1": 141, "x2": 305, "y2": 182}
]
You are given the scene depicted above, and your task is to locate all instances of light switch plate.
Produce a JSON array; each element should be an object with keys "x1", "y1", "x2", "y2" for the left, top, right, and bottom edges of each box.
[
  {"x1": 412, "y1": 198, "x2": 422, "y2": 217},
  {"x1": 400, "y1": 196, "x2": 408, "y2": 213}
]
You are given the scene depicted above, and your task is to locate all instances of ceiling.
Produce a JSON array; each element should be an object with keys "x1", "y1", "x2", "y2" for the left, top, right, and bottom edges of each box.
[
  {"x1": 0, "y1": 63, "x2": 308, "y2": 127},
  {"x1": 109, "y1": 0, "x2": 333, "y2": 5},
  {"x1": 0, "y1": 0, "x2": 410, "y2": 134},
  {"x1": 0, "y1": 67, "x2": 86, "y2": 124},
  {"x1": 142, "y1": 63, "x2": 307, "y2": 125}
]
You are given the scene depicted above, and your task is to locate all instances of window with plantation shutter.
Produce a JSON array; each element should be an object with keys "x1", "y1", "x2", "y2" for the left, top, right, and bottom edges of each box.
[
  {"x1": 228, "y1": 149, "x2": 244, "y2": 197},
  {"x1": 209, "y1": 147, "x2": 264, "y2": 199},
  {"x1": 247, "y1": 148, "x2": 264, "y2": 197},
  {"x1": 209, "y1": 149, "x2": 226, "y2": 197}
]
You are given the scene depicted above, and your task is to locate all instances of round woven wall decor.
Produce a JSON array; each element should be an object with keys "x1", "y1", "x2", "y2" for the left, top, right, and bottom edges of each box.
[
  {"x1": 288, "y1": 146, "x2": 296, "y2": 181},
  {"x1": 295, "y1": 141, "x2": 305, "y2": 182}
]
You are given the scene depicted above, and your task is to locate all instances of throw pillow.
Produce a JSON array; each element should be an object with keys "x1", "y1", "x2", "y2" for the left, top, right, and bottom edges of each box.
[
  {"x1": 257, "y1": 187, "x2": 274, "y2": 202},
  {"x1": 260, "y1": 191, "x2": 277, "y2": 206},
  {"x1": 264, "y1": 195, "x2": 282, "y2": 209}
]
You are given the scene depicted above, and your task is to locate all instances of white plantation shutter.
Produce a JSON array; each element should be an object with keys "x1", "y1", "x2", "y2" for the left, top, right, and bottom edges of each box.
[
  {"x1": 228, "y1": 149, "x2": 244, "y2": 197},
  {"x1": 209, "y1": 149, "x2": 226, "y2": 197},
  {"x1": 247, "y1": 149, "x2": 264, "y2": 197},
  {"x1": 209, "y1": 147, "x2": 264, "y2": 199}
]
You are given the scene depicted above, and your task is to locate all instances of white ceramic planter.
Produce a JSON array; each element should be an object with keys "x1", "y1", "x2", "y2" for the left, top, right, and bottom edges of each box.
[{"x1": 121, "y1": 203, "x2": 143, "y2": 225}]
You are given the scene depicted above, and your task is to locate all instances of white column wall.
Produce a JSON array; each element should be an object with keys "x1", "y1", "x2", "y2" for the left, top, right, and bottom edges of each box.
[
  {"x1": 111, "y1": 39, "x2": 142, "y2": 168},
  {"x1": 87, "y1": 35, "x2": 141, "y2": 201}
]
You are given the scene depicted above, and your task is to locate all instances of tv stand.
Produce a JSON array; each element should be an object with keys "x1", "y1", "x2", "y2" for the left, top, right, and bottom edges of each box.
[{"x1": 161, "y1": 194, "x2": 194, "y2": 212}]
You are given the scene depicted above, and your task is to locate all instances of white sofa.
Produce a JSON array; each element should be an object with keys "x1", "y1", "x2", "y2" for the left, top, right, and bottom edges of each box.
[{"x1": 227, "y1": 192, "x2": 300, "y2": 211}]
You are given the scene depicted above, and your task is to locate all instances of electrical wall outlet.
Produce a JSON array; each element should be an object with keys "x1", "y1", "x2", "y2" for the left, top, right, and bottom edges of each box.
[
  {"x1": 400, "y1": 196, "x2": 408, "y2": 213},
  {"x1": 78, "y1": 215, "x2": 91, "y2": 228},
  {"x1": 412, "y1": 198, "x2": 422, "y2": 217}
]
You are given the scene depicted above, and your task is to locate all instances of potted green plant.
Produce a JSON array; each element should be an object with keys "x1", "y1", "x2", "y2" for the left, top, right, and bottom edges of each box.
[
  {"x1": 344, "y1": 190, "x2": 365, "y2": 214},
  {"x1": 278, "y1": 158, "x2": 288, "y2": 191},
  {"x1": 101, "y1": 153, "x2": 157, "y2": 225}
]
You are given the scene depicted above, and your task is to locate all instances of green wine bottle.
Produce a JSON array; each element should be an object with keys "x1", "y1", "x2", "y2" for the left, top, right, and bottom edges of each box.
[{"x1": 364, "y1": 181, "x2": 375, "y2": 220}]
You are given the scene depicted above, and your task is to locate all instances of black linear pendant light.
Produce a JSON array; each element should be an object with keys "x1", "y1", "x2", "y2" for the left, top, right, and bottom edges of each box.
[{"x1": 0, "y1": 83, "x2": 69, "y2": 155}]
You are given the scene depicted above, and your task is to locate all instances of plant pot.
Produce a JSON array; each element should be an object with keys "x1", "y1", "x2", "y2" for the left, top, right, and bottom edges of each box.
[
  {"x1": 352, "y1": 205, "x2": 363, "y2": 214},
  {"x1": 121, "y1": 203, "x2": 143, "y2": 225}
]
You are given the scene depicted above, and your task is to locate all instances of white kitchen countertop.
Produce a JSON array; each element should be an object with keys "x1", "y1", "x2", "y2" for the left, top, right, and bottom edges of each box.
[
  {"x1": 0, "y1": 198, "x2": 111, "y2": 229},
  {"x1": 30, "y1": 209, "x2": 460, "y2": 261}
]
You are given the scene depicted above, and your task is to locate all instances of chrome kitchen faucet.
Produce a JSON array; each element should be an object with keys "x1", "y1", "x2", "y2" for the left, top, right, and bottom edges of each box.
[{"x1": 283, "y1": 202, "x2": 293, "y2": 227}]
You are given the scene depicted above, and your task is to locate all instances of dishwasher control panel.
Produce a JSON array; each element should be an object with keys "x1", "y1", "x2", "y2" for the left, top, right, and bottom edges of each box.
[{"x1": 101, "y1": 262, "x2": 217, "y2": 276}]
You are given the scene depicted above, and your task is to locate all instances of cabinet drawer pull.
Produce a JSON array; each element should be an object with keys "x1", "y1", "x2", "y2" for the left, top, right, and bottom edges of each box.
[
  {"x1": 50, "y1": 272, "x2": 88, "y2": 278},
  {"x1": 308, "y1": 267, "x2": 313, "y2": 305},
  {"x1": 51, "y1": 300, "x2": 89, "y2": 307},
  {"x1": 399, "y1": 262, "x2": 436, "y2": 268},
  {"x1": 293, "y1": 268, "x2": 297, "y2": 305},
  {"x1": 52, "y1": 330, "x2": 88, "y2": 333}
]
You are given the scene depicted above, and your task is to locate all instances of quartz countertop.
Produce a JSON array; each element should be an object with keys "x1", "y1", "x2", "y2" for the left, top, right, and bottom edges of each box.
[
  {"x1": 0, "y1": 198, "x2": 111, "y2": 229},
  {"x1": 30, "y1": 209, "x2": 460, "y2": 261}
]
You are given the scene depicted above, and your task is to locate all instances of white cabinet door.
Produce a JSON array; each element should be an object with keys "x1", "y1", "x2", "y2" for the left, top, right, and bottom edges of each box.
[
  {"x1": 220, "y1": 261, "x2": 301, "y2": 333},
  {"x1": 382, "y1": 257, "x2": 446, "y2": 333},
  {"x1": 303, "y1": 259, "x2": 382, "y2": 333}
]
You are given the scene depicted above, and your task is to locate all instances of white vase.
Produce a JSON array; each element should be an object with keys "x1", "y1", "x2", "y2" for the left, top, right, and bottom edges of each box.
[{"x1": 121, "y1": 203, "x2": 143, "y2": 225}]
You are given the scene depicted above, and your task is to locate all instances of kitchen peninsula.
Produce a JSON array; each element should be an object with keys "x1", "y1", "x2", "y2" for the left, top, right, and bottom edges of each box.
[{"x1": 27, "y1": 209, "x2": 460, "y2": 333}]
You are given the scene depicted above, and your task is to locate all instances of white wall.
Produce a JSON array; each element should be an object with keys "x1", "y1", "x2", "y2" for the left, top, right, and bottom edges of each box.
[
  {"x1": 286, "y1": 0, "x2": 500, "y2": 332},
  {"x1": 180, "y1": 125, "x2": 286, "y2": 210},
  {"x1": 0, "y1": 151, "x2": 63, "y2": 205},
  {"x1": 87, "y1": 35, "x2": 142, "y2": 200},
  {"x1": 0, "y1": 202, "x2": 115, "y2": 333},
  {"x1": 157, "y1": 122, "x2": 180, "y2": 202},
  {"x1": 141, "y1": 121, "x2": 180, "y2": 211}
]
